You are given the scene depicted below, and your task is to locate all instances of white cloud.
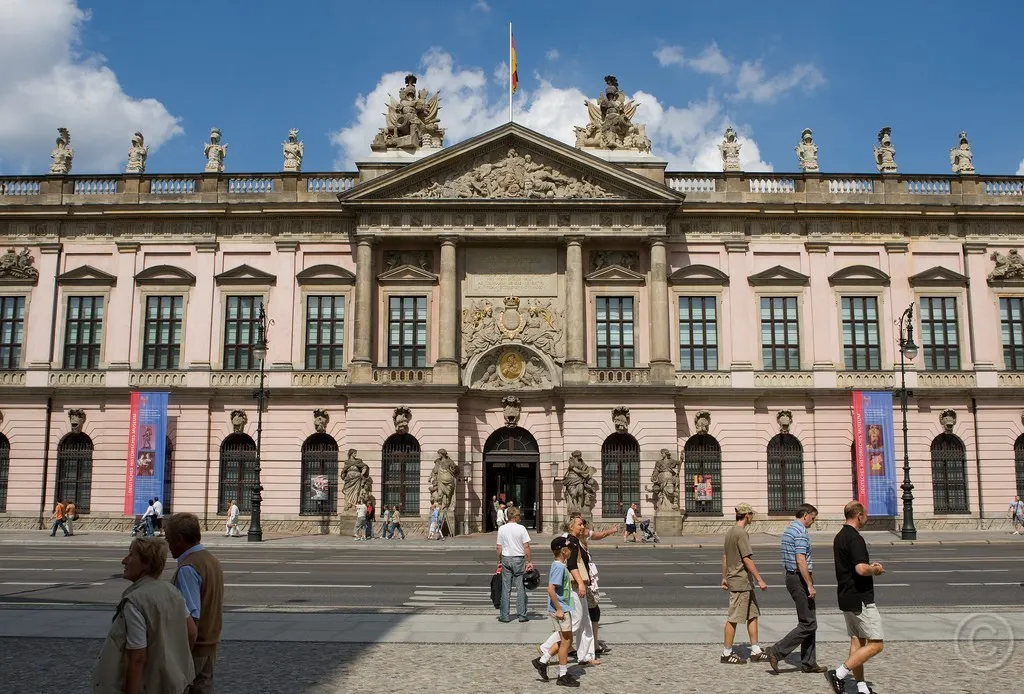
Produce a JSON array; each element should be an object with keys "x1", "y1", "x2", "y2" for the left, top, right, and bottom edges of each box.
[
  {"x1": 654, "y1": 45, "x2": 686, "y2": 67},
  {"x1": 546, "y1": 49, "x2": 560, "y2": 61},
  {"x1": 0, "y1": 0, "x2": 182, "y2": 174},
  {"x1": 732, "y1": 61, "x2": 825, "y2": 104},
  {"x1": 493, "y1": 61, "x2": 509, "y2": 87},
  {"x1": 653, "y1": 42, "x2": 730, "y2": 75},
  {"x1": 1017, "y1": 159, "x2": 1024, "y2": 176},
  {"x1": 472, "y1": 0, "x2": 491, "y2": 12}
]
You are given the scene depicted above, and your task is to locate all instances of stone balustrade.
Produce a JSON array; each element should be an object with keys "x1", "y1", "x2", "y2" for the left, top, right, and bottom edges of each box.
[
  {"x1": 209, "y1": 371, "x2": 261, "y2": 387},
  {"x1": 0, "y1": 370, "x2": 26, "y2": 386},
  {"x1": 291, "y1": 371, "x2": 349, "y2": 387},
  {"x1": 836, "y1": 371, "x2": 895, "y2": 389},
  {"x1": 587, "y1": 368, "x2": 651, "y2": 385},
  {"x1": 129, "y1": 371, "x2": 188, "y2": 388},
  {"x1": 48, "y1": 370, "x2": 106, "y2": 386},
  {"x1": 371, "y1": 368, "x2": 433, "y2": 384},
  {"x1": 675, "y1": 371, "x2": 731, "y2": 387},
  {"x1": 753, "y1": 371, "x2": 814, "y2": 387},
  {"x1": 917, "y1": 371, "x2": 977, "y2": 388}
]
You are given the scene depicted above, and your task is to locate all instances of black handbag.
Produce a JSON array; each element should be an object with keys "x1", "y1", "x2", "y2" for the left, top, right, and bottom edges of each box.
[{"x1": 490, "y1": 572, "x2": 502, "y2": 609}]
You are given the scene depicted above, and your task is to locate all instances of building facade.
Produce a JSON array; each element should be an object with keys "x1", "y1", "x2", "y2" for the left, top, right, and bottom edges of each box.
[{"x1": 1, "y1": 115, "x2": 1024, "y2": 534}]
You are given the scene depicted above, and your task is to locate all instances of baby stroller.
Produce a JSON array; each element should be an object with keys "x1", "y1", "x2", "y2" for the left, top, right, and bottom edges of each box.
[
  {"x1": 639, "y1": 518, "x2": 660, "y2": 544},
  {"x1": 129, "y1": 516, "x2": 148, "y2": 537}
]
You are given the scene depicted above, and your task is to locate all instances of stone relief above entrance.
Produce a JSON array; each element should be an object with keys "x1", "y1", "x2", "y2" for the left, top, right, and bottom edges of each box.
[
  {"x1": 461, "y1": 296, "x2": 565, "y2": 365},
  {"x1": 469, "y1": 345, "x2": 555, "y2": 390},
  {"x1": 384, "y1": 250, "x2": 433, "y2": 272},
  {"x1": 590, "y1": 251, "x2": 639, "y2": 271}
]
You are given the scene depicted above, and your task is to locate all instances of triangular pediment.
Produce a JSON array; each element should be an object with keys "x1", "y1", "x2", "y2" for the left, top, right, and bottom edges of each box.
[
  {"x1": 296, "y1": 264, "x2": 356, "y2": 286},
  {"x1": 339, "y1": 123, "x2": 684, "y2": 204},
  {"x1": 214, "y1": 264, "x2": 277, "y2": 286},
  {"x1": 585, "y1": 264, "x2": 646, "y2": 285},
  {"x1": 668, "y1": 264, "x2": 730, "y2": 286},
  {"x1": 376, "y1": 264, "x2": 438, "y2": 284},
  {"x1": 747, "y1": 265, "x2": 809, "y2": 287},
  {"x1": 134, "y1": 264, "x2": 197, "y2": 286},
  {"x1": 56, "y1": 265, "x2": 117, "y2": 287},
  {"x1": 909, "y1": 266, "x2": 969, "y2": 287},
  {"x1": 828, "y1": 265, "x2": 891, "y2": 287}
]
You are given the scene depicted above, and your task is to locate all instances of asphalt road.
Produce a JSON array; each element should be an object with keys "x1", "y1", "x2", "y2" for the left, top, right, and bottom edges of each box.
[{"x1": 1, "y1": 542, "x2": 1021, "y2": 612}]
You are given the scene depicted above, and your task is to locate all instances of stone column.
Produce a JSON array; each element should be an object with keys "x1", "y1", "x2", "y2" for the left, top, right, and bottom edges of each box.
[
  {"x1": 564, "y1": 237, "x2": 587, "y2": 384},
  {"x1": 648, "y1": 240, "x2": 673, "y2": 383},
  {"x1": 349, "y1": 237, "x2": 375, "y2": 383},
  {"x1": 435, "y1": 236, "x2": 459, "y2": 384}
]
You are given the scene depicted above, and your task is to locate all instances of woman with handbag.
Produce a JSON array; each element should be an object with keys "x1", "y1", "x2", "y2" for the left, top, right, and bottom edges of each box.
[
  {"x1": 581, "y1": 519, "x2": 618, "y2": 656},
  {"x1": 564, "y1": 513, "x2": 598, "y2": 665}
]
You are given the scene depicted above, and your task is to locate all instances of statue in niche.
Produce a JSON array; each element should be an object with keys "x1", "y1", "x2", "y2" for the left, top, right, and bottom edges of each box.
[
  {"x1": 204, "y1": 128, "x2": 228, "y2": 172},
  {"x1": 719, "y1": 127, "x2": 741, "y2": 172},
  {"x1": 341, "y1": 449, "x2": 372, "y2": 510},
  {"x1": 648, "y1": 449, "x2": 681, "y2": 511},
  {"x1": 428, "y1": 449, "x2": 459, "y2": 516},
  {"x1": 873, "y1": 127, "x2": 897, "y2": 173},
  {"x1": 562, "y1": 451, "x2": 598, "y2": 518},
  {"x1": 989, "y1": 249, "x2": 1024, "y2": 281},
  {"x1": 574, "y1": 75, "x2": 651, "y2": 152},
  {"x1": 282, "y1": 128, "x2": 304, "y2": 172},
  {"x1": 591, "y1": 251, "x2": 639, "y2": 271},
  {"x1": 949, "y1": 131, "x2": 975, "y2": 175},
  {"x1": 371, "y1": 74, "x2": 445, "y2": 152},
  {"x1": 49, "y1": 128, "x2": 73, "y2": 175},
  {"x1": 795, "y1": 128, "x2": 819, "y2": 172},
  {"x1": 384, "y1": 251, "x2": 432, "y2": 271},
  {"x1": 126, "y1": 132, "x2": 149, "y2": 174},
  {"x1": 313, "y1": 409, "x2": 329, "y2": 434},
  {"x1": 0, "y1": 247, "x2": 38, "y2": 281}
]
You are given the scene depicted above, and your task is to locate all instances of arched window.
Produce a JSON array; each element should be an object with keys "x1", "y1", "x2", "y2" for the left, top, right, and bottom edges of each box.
[
  {"x1": 56, "y1": 432, "x2": 93, "y2": 513},
  {"x1": 382, "y1": 433, "x2": 420, "y2": 514},
  {"x1": 683, "y1": 433, "x2": 722, "y2": 515},
  {"x1": 767, "y1": 433, "x2": 804, "y2": 515},
  {"x1": 162, "y1": 436, "x2": 174, "y2": 514},
  {"x1": 218, "y1": 433, "x2": 257, "y2": 514},
  {"x1": 1015, "y1": 434, "x2": 1024, "y2": 499},
  {"x1": 301, "y1": 433, "x2": 339, "y2": 515},
  {"x1": 601, "y1": 433, "x2": 640, "y2": 517},
  {"x1": 0, "y1": 433, "x2": 9, "y2": 513},
  {"x1": 931, "y1": 433, "x2": 969, "y2": 513}
]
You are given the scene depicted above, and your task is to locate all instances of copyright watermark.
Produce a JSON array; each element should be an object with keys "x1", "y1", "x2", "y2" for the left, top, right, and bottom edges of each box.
[{"x1": 953, "y1": 613, "x2": 1016, "y2": 672}]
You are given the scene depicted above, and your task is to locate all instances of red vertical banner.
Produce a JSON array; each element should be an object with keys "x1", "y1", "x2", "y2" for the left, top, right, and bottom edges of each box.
[
  {"x1": 123, "y1": 392, "x2": 141, "y2": 516},
  {"x1": 851, "y1": 391, "x2": 869, "y2": 512}
]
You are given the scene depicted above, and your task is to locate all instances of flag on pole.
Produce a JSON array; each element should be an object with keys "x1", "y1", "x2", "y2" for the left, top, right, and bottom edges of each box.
[{"x1": 510, "y1": 28, "x2": 519, "y2": 94}]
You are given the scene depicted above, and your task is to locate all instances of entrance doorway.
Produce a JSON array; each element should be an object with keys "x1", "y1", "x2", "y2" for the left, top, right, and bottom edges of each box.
[{"x1": 484, "y1": 427, "x2": 539, "y2": 530}]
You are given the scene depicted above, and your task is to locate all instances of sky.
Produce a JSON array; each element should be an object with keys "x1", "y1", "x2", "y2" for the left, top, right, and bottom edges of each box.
[{"x1": 2, "y1": 0, "x2": 1023, "y2": 176}]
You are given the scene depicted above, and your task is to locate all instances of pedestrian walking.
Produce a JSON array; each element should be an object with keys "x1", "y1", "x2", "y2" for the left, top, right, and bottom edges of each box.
[
  {"x1": 496, "y1": 506, "x2": 533, "y2": 622},
  {"x1": 165, "y1": 512, "x2": 225, "y2": 694},
  {"x1": 50, "y1": 499, "x2": 69, "y2": 537},
  {"x1": 1009, "y1": 494, "x2": 1024, "y2": 535},
  {"x1": 152, "y1": 496, "x2": 164, "y2": 536},
  {"x1": 583, "y1": 519, "x2": 617, "y2": 655},
  {"x1": 143, "y1": 499, "x2": 157, "y2": 536},
  {"x1": 531, "y1": 536, "x2": 579, "y2": 687},
  {"x1": 765, "y1": 503, "x2": 825, "y2": 674},
  {"x1": 91, "y1": 536, "x2": 195, "y2": 693},
  {"x1": 496, "y1": 503, "x2": 507, "y2": 528},
  {"x1": 491, "y1": 495, "x2": 500, "y2": 531},
  {"x1": 378, "y1": 506, "x2": 392, "y2": 539},
  {"x1": 365, "y1": 499, "x2": 376, "y2": 539},
  {"x1": 564, "y1": 513, "x2": 598, "y2": 664},
  {"x1": 390, "y1": 506, "x2": 406, "y2": 540},
  {"x1": 428, "y1": 503, "x2": 442, "y2": 540},
  {"x1": 64, "y1": 499, "x2": 77, "y2": 536},
  {"x1": 225, "y1": 499, "x2": 240, "y2": 537},
  {"x1": 623, "y1": 503, "x2": 638, "y2": 542},
  {"x1": 826, "y1": 500, "x2": 886, "y2": 694},
  {"x1": 354, "y1": 501, "x2": 367, "y2": 540},
  {"x1": 720, "y1": 502, "x2": 769, "y2": 665}
]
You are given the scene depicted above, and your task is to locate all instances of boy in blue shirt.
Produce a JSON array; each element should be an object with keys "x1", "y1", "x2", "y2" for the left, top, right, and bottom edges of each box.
[{"x1": 532, "y1": 536, "x2": 579, "y2": 687}]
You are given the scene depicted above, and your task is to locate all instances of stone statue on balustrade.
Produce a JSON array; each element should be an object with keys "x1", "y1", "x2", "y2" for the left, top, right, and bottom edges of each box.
[
  {"x1": 719, "y1": 127, "x2": 741, "y2": 172},
  {"x1": 873, "y1": 127, "x2": 897, "y2": 173},
  {"x1": 204, "y1": 128, "x2": 228, "y2": 173},
  {"x1": 562, "y1": 450, "x2": 598, "y2": 519},
  {"x1": 371, "y1": 74, "x2": 445, "y2": 152},
  {"x1": 647, "y1": 448, "x2": 681, "y2": 511},
  {"x1": 283, "y1": 128, "x2": 304, "y2": 172},
  {"x1": 428, "y1": 449, "x2": 459, "y2": 518},
  {"x1": 949, "y1": 131, "x2": 975, "y2": 175},
  {"x1": 989, "y1": 249, "x2": 1024, "y2": 282},
  {"x1": 341, "y1": 449, "x2": 372, "y2": 511},
  {"x1": 125, "y1": 132, "x2": 148, "y2": 174},
  {"x1": 0, "y1": 248, "x2": 38, "y2": 281},
  {"x1": 795, "y1": 128, "x2": 819, "y2": 173},
  {"x1": 574, "y1": 75, "x2": 652, "y2": 152},
  {"x1": 49, "y1": 128, "x2": 73, "y2": 175}
]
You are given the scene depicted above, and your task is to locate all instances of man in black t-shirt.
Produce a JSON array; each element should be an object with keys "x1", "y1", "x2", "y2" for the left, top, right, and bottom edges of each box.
[{"x1": 826, "y1": 501, "x2": 886, "y2": 694}]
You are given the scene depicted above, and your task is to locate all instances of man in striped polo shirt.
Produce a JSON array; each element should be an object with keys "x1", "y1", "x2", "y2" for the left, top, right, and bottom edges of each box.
[{"x1": 765, "y1": 503, "x2": 824, "y2": 674}]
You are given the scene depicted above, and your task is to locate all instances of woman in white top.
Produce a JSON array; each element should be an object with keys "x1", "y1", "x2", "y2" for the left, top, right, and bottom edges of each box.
[
  {"x1": 225, "y1": 500, "x2": 240, "y2": 537},
  {"x1": 496, "y1": 503, "x2": 507, "y2": 528}
]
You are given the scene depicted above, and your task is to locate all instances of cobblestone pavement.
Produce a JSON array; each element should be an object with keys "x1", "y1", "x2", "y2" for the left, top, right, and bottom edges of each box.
[{"x1": 1, "y1": 638, "x2": 1017, "y2": 694}]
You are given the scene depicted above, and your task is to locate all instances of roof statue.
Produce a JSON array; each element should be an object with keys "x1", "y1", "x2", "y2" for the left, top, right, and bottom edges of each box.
[
  {"x1": 949, "y1": 131, "x2": 975, "y2": 175},
  {"x1": 574, "y1": 75, "x2": 651, "y2": 153},
  {"x1": 719, "y1": 127, "x2": 741, "y2": 172},
  {"x1": 282, "y1": 128, "x2": 304, "y2": 172},
  {"x1": 874, "y1": 127, "x2": 897, "y2": 173},
  {"x1": 795, "y1": 128, "x2": 819, "y2": 173},
  {"x1": 49, "y1": 128, "x2": 73, "y2": 175},
  {"x1": 371, "y1": 74, "x2": 445, "y2": 153},
  {"x1": 204, "y1": 128, "x2": 228, "y2": 172},
  {"x1": 126, "y1": 132, "x2": 148, "y2": 174}
]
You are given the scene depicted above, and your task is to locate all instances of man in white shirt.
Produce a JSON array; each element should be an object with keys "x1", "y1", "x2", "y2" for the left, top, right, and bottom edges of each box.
[
  {"x1": 225, "y1": 500, "x2": 240, "y2": 537},
  {"x1": 152, "y1": 496, "x2": 164, "y2": 536},
  {"x1": 496, "y1": 507, "x2": 534, "y2": 623},
  {"x1": 354, "y1": 502, "x2": 367, "y2": 541},
  {"x1": 143, "y1": 499, "x2": 157, "y2": 536},
  {"x1": 624, "y1": 503, "x2": 639, "y2": 542}
]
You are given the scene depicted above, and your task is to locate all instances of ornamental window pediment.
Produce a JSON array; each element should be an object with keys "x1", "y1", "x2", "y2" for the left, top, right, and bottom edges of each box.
[
  {"x1": 214, "y1": 264, "x2": 277, "y2": 286},
  {"x1": 376, "y1": 264, "x2": 438, "y2": 285},
  {"x1": 908, "y1": 266, "x2": 969, "y2": 288},
  {"x1": 56, "y1": 265, "x2": 117, "y2": 287},
  {"x1": 585, "y1": 265, "x2": 645, "y2": 286},
  {"x1": 747, "y1": 265, "x2": 809, "y2": 287},
  {"x1": 668, "y1": 264, "x2": 730, "y2": 286},
  {"x1": 828, "y1": 265, "x2": 891, "y2": 287},
  {"x1": 296, "y1": 264, "x2": 356, "y2": 286},
  {"x1": 134, "y1": 264, "x2": 197, "y2": 287}
]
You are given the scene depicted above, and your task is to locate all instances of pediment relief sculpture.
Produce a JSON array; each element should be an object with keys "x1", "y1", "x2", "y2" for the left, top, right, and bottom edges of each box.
[
  {"x1": 590, "y1": 251, "x2": 638, "y2": 271},
  {"x1": 371, "y1": 74, "x2": 445, "y2": 152},
  {"x1": 461, "y1": 296, "x2": 565, "y2": 365},
  {"x1": 469, "y1": 345, "x2": 555, "y2": 391},
  {"x1": 0, "y1": 247, "x2": 39, "y2": 285},
  {"x1": 988, "y1": 249, "x2": 1024, "y2": 285},
  {"x1": 384, "y1": 251, "x2": 433, "y2": 272},
  {"x1": 574, "y1": 75, "x2": 652, "y2": 153}
]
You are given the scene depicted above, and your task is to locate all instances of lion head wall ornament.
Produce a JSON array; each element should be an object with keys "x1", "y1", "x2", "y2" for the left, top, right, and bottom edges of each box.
[
  {"x1": 230, "y1": 410, "x2": 247, "y2": 433},
  {"x1": 940, "y1": 409, "x2": 957, "y2": 433},
  {"x1": 68, "y1": 408, "x2": 86, "y2": 433},
  {"x1": 694, "y1": 410, "x2": 711, "y2": 435},
  {"x1": 777, "y1": 410, "x2": 793, "y2": 434},
  {"x1": 393, "y1": 406, "x2": 412, "y2": 434},
  {"x1": 502, "y1": 395, "x2": 522, "y2": 428},
  {"x1": 612, "y1": 406, "x2": 630, "y2": 434},
  {"x1": 313, "y1": 409, "x2": 329, "y2": 434}
]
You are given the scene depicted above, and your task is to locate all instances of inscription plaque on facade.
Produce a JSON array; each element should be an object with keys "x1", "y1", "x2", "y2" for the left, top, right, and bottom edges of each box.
[{"x1": 466, "y1": 248, "x2": 556, "y2": 296}]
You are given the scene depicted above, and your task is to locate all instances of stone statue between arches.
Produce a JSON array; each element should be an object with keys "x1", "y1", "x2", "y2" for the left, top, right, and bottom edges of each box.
[
  {"x1": 341, "y1": 449, "x2": 372, "y2": 510},
  {"x1": 428, "y1": 449, "x2": 459, "y2": 519}
]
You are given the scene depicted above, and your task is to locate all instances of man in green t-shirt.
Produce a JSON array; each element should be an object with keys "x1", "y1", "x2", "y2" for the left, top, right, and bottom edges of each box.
[{"x1": 720, "y1": 503, "x2": 769, "y2": 665}]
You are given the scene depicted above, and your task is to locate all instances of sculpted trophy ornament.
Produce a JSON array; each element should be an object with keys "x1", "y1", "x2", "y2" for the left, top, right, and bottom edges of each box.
[
  {"x1": 0, "y1": 247, "x2": 39, "y2": 282},
  {"x1": 371, "y1": 74, "x2": 445, "y2": 152},
  {"x1": 612, "y1": 406, "x2": 630, "y2": 433},
  {"x1": 949, "y1": 131, "x2": 975, "y2": 175},
  {"x1": 694, "y1": 410, "x2": 711, "y2": 435},
  {"x1": 795, "y1": 128, "x2": 819, "y2": 172},
  {"x1": 313, "y1": 409, "x2": 329, "y2": 434},
  {"x1": 719, "y1": 127, "x2": 741, "y2": 172},
  {"x1": 562, "y1": 450, "x2": 599, "y2": 519},
  {"x1": 502, "y1": 395, "x2": 522, "y2": 427},
  {"x1": 988, "y1": 249, "x2": 1024, "y2": 282},
  {"x1": 49, "y1": 128, "x2": 73, "y2": 175},
  {"x1": 341, "y1": 449, "x2": 372, "y2": 510},
  {"x1": 393, "y1": 406, "x2": 412, "y2": 434},
  {"x1": 125, "y1": 132, "x2": 149, "y2": 174},
  {"x1": 282, "y1": 128, "x2": 304, "y2": 172},
  {"x1": 68, "y1": 408, "x2": 86, "y2": 433},
  {"x1": 940, "y1": 409, "x2": 957, "y2": 433},
  {"x1": 428, "y1": 449, "x2": 459, "y2": 517},
  {"x1": 647, "y1": 449, "x2": 681, "y2": 511},
  {"x1": 777, "y1": 410, "x2": 793, "y2": 434},
  {"x1": 462, "y1": 296, "x2": 565, "y2": 366},
  {"x1": 874, "y1": 127, "x2": 897, "y2": 173},
  {"x1": 573, "y1": 75, "x2": 652, "y2": 152},
  {"x1": 230, "y1": 410, "x2": 247, "y2": 433},
  {"x1": 204, "y1": 128, "x2": 228, "y2": 172}
]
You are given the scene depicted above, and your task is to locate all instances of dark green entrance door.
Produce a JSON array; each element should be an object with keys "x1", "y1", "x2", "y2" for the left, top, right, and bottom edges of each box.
[{"x1": 484, "y1": 427, "x2": 539, "y2": 531}]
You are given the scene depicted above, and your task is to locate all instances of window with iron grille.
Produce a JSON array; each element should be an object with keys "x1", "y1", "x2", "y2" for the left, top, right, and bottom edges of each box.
[
  {"x1": 55, "y1": 433, "x2": 93, "y2": 513},
  {"x1": 305, "y1": 295, "x2": 345, "y2": 370},
  {"x1": 382, "y1": 433, "x2": 420, "y2": 514},
  {"x1": 595, "y1": 297, "x2": 635, "y2": 368},
  {"x1": 0, "y1": 433, "x2": 8, "y2": 512},
  {"x1": 930, "y1": 433, "x2": 969, "y2": 513},
  {"x1": 841, "y1": 297, "x2": 881, "y2": 371},
  {"x1": 683, "y1": 433, "x2": 722, "y2": 515},
  {"x1": 919, "y1": 297, "x2": 960, "y2": 371},
  {"x1": 300, "y1": 433, "x2": 339, "y2": 515},
  {"x1": 601, "y1": 433, "x2": 640, "y2": 516},
  {"x1": 760, "y1": 297, "x2": 799, "y2": 370},
  {"x1": 0, "y1": 296, "x2": 26, "y2": 370},
  {"x1": 142, "y1": 296, "x2": 183, "y2": 370},
  {"x1": 679, "y1": 297, "x2": 718, "y2": 371},
  {"x1": 387, "y1": 296, "x2": 427, "y2": 368},
  {"x1": 767, "y1": 433, "x2": 804, "y2": 515},
  {"x1": 999, "y1": 298, "x2": 1024, "y2": 370},
  {"x1": 1014, "y1": 435, "x2": 1024, "y2": 500},
  {"x1": 162, "y1": 437, "x2": 173, "y2": 514},
  {"x1": 63, "y1": 296, "x2": 104, "y2": 370},
  {"x1": 223, "y1": 296, "x2": 261, "y2": 370},
  {"x1": 218, "y1": 433, "x2": 257, "y2": 513}
]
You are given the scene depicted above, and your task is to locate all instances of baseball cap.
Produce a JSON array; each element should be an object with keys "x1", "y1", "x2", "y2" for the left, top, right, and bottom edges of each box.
[
  {"x1": 550, "y1": 536, "x2": 570, "y2": 552},
  {"x1": 735, "y1": 503, "x2": 755, "y2": 515}
]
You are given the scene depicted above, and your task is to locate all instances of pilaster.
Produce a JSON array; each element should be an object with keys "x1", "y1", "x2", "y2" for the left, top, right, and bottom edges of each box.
[
  {"x1": 350, "y1": 236, "x2": 376, "y2": 384},
  {"x1": 563, "y1": 237, "x2": 587, "y2": 385},
  {"x1": 434, "y1": 236, "x2": 460, "y2": 384},
  {"x1": 647, "y1": 239, "x2": 673, "y2": 384}
]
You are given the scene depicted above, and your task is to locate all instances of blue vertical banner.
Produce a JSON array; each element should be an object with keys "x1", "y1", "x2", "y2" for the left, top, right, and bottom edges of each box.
[
  {"x1": 124, "y1": 392, "x2": 169, "y2": 516},
  {"x1": 852, "y1": 391, "x2": 898, "y2": 516}
]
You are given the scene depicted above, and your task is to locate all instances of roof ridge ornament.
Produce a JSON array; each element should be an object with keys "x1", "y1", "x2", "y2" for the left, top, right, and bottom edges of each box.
[
  {"x1": 371, "y1": 73, "x2": 445, "y2": 153},
  {"x1": 574, "y1": 75, "x2": 651, "y2": 153}
]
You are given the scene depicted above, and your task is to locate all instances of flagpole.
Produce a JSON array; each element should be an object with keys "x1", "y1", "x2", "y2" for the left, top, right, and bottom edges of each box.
[{"x1": 508, "y1": 22, "x2": 513, "y2": 122}]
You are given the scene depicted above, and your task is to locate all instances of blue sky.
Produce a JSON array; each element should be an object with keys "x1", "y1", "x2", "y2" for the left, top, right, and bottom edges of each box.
[{"x1": 2, "y1": 0, "x2": 1023, "y2": 176}]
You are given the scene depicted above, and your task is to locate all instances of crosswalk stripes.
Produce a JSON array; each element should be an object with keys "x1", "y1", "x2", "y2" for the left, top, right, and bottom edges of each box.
[{"x1": 405, "y1": 586, "x2": 617, "y2": 609}]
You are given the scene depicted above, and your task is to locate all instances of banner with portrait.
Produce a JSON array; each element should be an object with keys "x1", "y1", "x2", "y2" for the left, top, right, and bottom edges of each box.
[
  {"x1": 852, "y1": 391, "x2": 897, "y2": 516},
  {"x1": 693, "y1": 474, "x2": 714, "y2": 502},
  {"x1": 309, "y1": 475, "x2": 329, "y2": 501},
  {"x1": 124, "y1": 392, "x2": 169, "y2": 516}
]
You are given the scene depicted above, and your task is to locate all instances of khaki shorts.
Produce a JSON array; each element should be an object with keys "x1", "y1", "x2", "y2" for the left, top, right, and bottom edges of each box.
[
  {"x1": 549, "y1": 611, "x2": 573, "y2": 633},
  {"x1": 727, "y1": 590, "x2": 760, "y2": 623},
  {"x1": 844, "y1": 603, "x2": 884, "y2": 640}
]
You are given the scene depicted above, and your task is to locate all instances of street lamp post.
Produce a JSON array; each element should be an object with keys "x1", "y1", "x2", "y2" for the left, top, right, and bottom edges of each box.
[
  {"x1": 248, "y1": 302, "x2": 270, "y2": 543},
  {"x1": 897, "y1": 303, "x2": 919, "y2": 541}
]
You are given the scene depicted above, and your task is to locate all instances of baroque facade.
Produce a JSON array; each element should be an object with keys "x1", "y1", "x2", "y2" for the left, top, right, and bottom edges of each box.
[{"x1": 1, "y1": 84, "x2": 1024, "y2": 534}]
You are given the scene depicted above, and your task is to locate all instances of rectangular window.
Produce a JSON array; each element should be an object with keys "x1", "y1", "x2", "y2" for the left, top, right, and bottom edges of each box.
[
  {"x1": 63, "y1": 296, "x2": 104, "y2": 370},
  {"x1": 1000, "y1": 297, "x2": 1024, "y2": 371},
  {"x1": 388, "y1": 296, "x2": 427, "y2": 368},
  {"x1": 595, "y1": 297, "x2": 635, "y2": 369},
  {"x1": 760, "y1": 297, "x2": 799, "y2": 370},
  {"x1": 223, "y1": 296, "x2": 260, "y2": 370},
  {"x1": 142, "y1": 296, "x2": 184, "y2": 370},
  {"x1": 920, "y1": 297, "x2": 960, "y2": 371},
  {"x1": 0, "y1": 296, "x2": 26, "y2": 370},
  {"x1": 841, "y1": 297, "x2": 881, "y2": 371},
  {"x1": 678, "y1": 296, "x2": 718, "y2": 371},
  {"x1": 305, "y1": 295, "x2": 346, "y2": 369}
]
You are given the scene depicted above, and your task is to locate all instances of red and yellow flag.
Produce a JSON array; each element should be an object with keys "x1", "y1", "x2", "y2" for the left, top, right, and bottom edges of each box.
[{"x1": 510, "y1": 31, "x2": 519, "y2": 94}]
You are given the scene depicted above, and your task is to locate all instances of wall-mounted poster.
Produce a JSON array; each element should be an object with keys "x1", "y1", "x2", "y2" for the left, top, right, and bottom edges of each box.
[
  {"x1": 124, "y1": 392, "x2": 169, "y2": 516},
  {"x1": 694, "y1": 474, "x2": 714, "y2": 502},
  {"x1": 852, "y1": 391, "x2": 897, "y2": 516}
]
